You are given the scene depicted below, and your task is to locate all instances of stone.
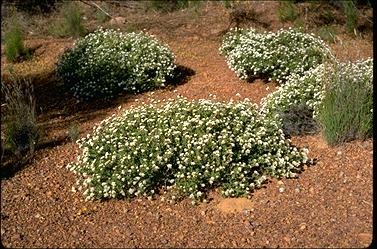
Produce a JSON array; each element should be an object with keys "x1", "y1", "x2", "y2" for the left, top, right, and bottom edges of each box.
[{"x1": 216, "y1": 198, "x2": 253, "y2": 213}]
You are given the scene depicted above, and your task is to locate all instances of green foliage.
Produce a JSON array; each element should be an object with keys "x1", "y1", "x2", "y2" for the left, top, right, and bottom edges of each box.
[
  {"x1": 318, "y1": 59, "x2": 373, "y2": 146},
  {"x1": 277, "y1": 1, "x2": 299, "y2": 22},
  {"x1": 50, "y1": 2, "x2": 85, "y2": 38},
  {"x1": 95, "y1": 9, "x2": 110, "y2": 23},
  {"x1": 343, "y1": 0, "x2": 358, "y2": 34},
  {"x1": 145, "y1": 0, "x2": 201, "y2": 12},
  {"x1": 56, "y1": 28, "x2": 176, "y2": 101},
  {"x1": 3, "y1": 20, "x2": 30, "y2": 62},
  {"x1": 1, "y1": 76, "x2": 39, "y2": 159},
  {"x1": 68, "y1": 121, "x2": 80, "y2": 142},
  {"x1": 222, "y1": 0, "x2": 232, "y2": 9},
  {"x1": 260, "y1": 63, "x2": 328, "y2": 133},
  {"x1": 68, "y1": 96, "x2": 309, "y2": 203},
  {"x1": 261, "y1": 58, "x2": 374, "y2": 145},
  {"x1": 318, "y1": 25, "x2": 337, "y2": 43},
  {"x1": 220, "y1": 27, "x2": 334, "y2": 84}
]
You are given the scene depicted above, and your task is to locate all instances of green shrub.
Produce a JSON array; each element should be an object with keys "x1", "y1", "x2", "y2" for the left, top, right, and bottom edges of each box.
[
  {"x1": 145, "y1": 0, "x2": 200, "y2": 12},
  {"x1": 68, "y1": 121, "x2": 80, "y2": 142},
  {"x1": 260, "y1": 58, "x2": 373, "y2": 143},
  {"x1": 260, "y1": 63, "x2": 328, "y2": 121},
  {"x1": 220, "y1": 27, "x2": 334, "y2": 84},
  {"x1": 318, "y1": 25, "x2": 337, "y2": 43},
  {"x1": 343, "y1": 0, "x2": 358, "y2": 34},
  {"x1": 1, "y1": 76, "x2": 39, "y2": 159},
  {"x1": 3, "y1": 21, "x2": 30, "y2": 62},
  {"x1": 50, "y1": 2, "x2": 85, "y2": 38},
  {"x1": 68, "y1": 96, "x2": 309, "y2": 203},
  {"x1": 318, "y1": 59, "x2": 373, "y2": 145},
  {"x1": 277, "y1": 1, "x2": 299, "y2": 22},
  {"x1": 56, "y1": 28, "x2": 176, "y2": 101}
]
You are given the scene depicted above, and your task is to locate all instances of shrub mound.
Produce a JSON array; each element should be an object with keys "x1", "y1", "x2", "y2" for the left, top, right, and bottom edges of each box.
[
  {"x1": 57, "y1": 28, "x2": 176, "y2": 101},
  {"x1": 68, "y1": 96, "x2": 309, "y2": 203},
  {"x1": 260, "y1": 59, "x2": 373, "y2": 141},
  {"x1": 220, "y1": 27, "x2": 333, "y2": 84}
]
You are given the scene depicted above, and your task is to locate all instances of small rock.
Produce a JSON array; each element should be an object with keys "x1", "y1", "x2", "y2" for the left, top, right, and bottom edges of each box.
[
  {"x1": 1, "y1": 228, "x2": 5, "y2": 235},
  {"x1": 11, "y1": 234, "x2": 21, "y2": 241},
  {"x1": 337, "y1": 151, "x2": 342, "y2": 156},
  {"x1": 358, "y1": 233, "x2": 372, "y2": 244},
  {"x1": 242, "y1": 208, "x2": 250, "y2": 215},
  {"x1": 277, "y1": 180, "x2": 284, "y2": 185},
  {"x1": 279, "y1": 187, "x2": 285, "y2": 193},
  {"x1": 283, "y1": 236, "x2": 290, "y2": 242},
  {"x1": 200, "y1": 210, "x2": 206, "y2": 216},
  {"x1": 299, "y1": 223, "x2": 307, "y2": 230},
  {"x1": 309, "y1": 187, "x2": 314, "y2": 194},
  {"x1": 295, "y1": 188, "x2": 300, "y2": 193}
]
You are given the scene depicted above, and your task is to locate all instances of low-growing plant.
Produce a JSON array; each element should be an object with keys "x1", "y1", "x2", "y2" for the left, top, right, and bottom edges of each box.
[
  {"x1": 260, "y1": 63, "x2": 328, "y2": 121},
  {"x1": 260, "y1": 58, "x2": 373, "y2": 144},
  {"x1": 49, "y1": 2, "x2": 85, "y2": 38},
  {"x1": 318, "y1": 25, "x2": 337, "y2": 43},
  {"x1": 3, "y1": 20, "x2": 30, "y2": 62},
  {"x1": 67, "y1": 96, "x2": 310, "y2": 203},
  {"x1": 68, "y1": 121, "x2": 80, "y2": 142},
  {"x1": 277, "y1": 1, "x2": 299, "y2": 22},
  {"x1": 1, "y1": 76, "x2": 39, "y2": 160},
  {"x1": 145, "y1": 0, "x2": 200, "y2": 12},
  {"x1": 343, "y1": 0, "x2": 358, "y2": 34},
  {"x1": 222, "y1": 0, "x2": 232, "y2": 9},
  {"x1": 56, "y1": 28, "x2": 176, "y2": 101},
  {"x1": 279, "y1": 103, "x2": 320, "y2": 137},
  {"x1": 220, "y1": 27, "x2": 334, "y2": 84},
  {"x1": 318, "y1": 59, "x2": 373, "y2": 145}
]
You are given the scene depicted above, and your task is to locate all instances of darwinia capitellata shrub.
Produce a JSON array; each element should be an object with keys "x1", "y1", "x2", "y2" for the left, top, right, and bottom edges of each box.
[{"x1": 57, "y1": 28, "x2": 176, "y2": 101}]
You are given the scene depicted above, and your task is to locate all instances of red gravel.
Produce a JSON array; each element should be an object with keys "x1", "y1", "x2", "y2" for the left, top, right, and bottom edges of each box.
[{"x1": 1, "y1": 2, "x2": 373, "y2": 248}]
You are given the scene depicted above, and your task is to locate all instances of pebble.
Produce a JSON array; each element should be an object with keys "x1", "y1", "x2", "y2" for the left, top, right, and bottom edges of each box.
[
  {"x1": 242, "y1": 208, "x2": 250, "y2": 215},
  {"x1": 299, "y1": 223, "x2": 307, "y2": 230},
  {"x1": 279, "y1": 187, "x2": 285, "y2": 193},
  {"x1": 200, "y1": 210, "x2": 206, "y2": 216},
  {"x1": 295, "y1": 188, "x2": 300, "y2": 193},
  {"x1": 1, "y1": 228, "x2": 5, "y2": 235},
  {"x1": 337, "y1": 151, "x2": 342, "y2": 156}
]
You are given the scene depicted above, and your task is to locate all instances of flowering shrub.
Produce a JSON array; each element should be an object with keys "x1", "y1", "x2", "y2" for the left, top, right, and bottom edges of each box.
[
  {"x1": 57, "y1": 28, "x2": 176, "y2": 101},
  {"x1": 68, "y1": 96, "x2": 309, "y2": 203},
  {"x1": 260, "y1": 58, "x2": 373, "y2": 140},
  {"x1": 220, "y1": 27, "x2": 334, "y2": 84},
  {"x1": 260, "y1": 63, "x2": 327, "y2": 121}
]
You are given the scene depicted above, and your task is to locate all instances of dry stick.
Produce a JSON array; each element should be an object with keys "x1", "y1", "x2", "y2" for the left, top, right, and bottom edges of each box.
[{"x1": 79, "y1": 0, "x2": 112, "y2": 19}]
